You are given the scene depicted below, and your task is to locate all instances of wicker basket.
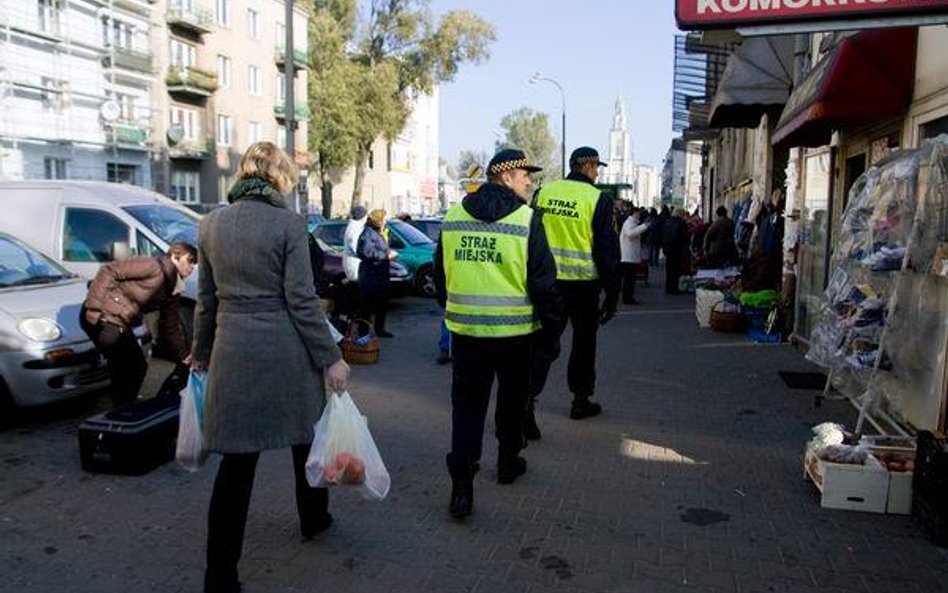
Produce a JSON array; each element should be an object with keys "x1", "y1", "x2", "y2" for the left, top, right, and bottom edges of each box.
[
  {"x1": 709, "y1": 301, "x2": 744, "y2": 333},
  {"x1": 339, "y1": 318, "x2": 380, "y2": 365}
]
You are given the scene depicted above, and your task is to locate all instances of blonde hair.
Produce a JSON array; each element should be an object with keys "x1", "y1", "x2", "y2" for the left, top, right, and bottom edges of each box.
[{"x1": 236, "y1": 141, "x2": 298, "y2": 194}]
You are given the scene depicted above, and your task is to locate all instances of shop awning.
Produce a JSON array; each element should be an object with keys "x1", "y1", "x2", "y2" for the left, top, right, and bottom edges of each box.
[
  {"x1": 772, "y1": 27, "x2": 918, "y2": 148},
  {"x1": 709, "y1": 35, "x2": 794, "y2": 129}
]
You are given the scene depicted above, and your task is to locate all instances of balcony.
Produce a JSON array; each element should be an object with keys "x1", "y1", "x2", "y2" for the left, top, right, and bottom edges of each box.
[
  {"x1": 169, "y1": 138, "x2": 213, "y2": 160},
  {"x1": 273, "y1": 103, "x2": 311, "y2": 121},
  {"x1": 106, "y1": 123, "x2": 149, "y2": 145},
  {"x1": 274, "y1": 47, "x2": 308, "y2": 70},
  {"x1": 166, "y1": 66, "x2": 219, "y2": 99},
  {"x1": 103, "y1": 47, "x2": 154, "y2": 74},
  {"x1": 112, "y1": 0, "x2": 156, "y2": 15},
  {"x1": 166, "y1": 6, "x2": 213, "y2": 35}
]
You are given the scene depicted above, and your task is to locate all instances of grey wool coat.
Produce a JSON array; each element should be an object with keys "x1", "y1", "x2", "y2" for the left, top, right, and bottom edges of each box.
[{"x1": 192, "y1": 180, "x2": 341, "y2": 453}]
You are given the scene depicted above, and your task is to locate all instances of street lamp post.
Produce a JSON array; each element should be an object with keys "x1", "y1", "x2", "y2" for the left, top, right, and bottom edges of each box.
[{"x1": 528, "y1": 72, "x2": 566, "y2": 178}]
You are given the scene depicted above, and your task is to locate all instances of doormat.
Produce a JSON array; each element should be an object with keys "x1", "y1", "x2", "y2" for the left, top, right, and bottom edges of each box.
[{"x1": 778, "y1": 371, "x2": 827, "y2": 390}]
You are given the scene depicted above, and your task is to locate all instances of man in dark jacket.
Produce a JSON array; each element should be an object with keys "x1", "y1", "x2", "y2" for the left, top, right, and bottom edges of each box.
[
  {"x1": 80, "y1": 242, "x2": 197, "y2": 404},
  {"x1": 434, "y1": 148, "x2": 563, "y2": 519},
  {"x1": 529, "y1": 146, "x2": 621, "y2": 437},
  {"x1": 702, "y1": 206, "x2": 738, "y2": 268}
]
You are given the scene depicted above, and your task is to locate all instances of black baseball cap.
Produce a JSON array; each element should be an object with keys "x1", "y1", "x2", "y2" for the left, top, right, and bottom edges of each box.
[
  {"x1": 569, "y1": 146, "x2": 608, "y2": 167},
  {"x1": 487, "y1": 149, "x2": 543, "y2": 175}
]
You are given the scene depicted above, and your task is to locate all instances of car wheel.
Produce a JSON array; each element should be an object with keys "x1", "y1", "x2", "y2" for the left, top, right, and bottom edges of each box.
[{"x1": 415, "y1": 265, "x2": 436, "y2": 298}]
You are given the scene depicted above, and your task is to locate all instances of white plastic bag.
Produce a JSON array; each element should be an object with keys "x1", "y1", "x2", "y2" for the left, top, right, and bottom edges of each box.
[
  {"x1": 175, "y1": 371, "x2": 208, "y2": 472},
  {"x1": 305, "y1": 391, "x2": 390, "y2": 500}
]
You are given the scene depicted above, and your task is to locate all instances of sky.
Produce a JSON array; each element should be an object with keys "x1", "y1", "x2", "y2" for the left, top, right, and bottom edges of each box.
[{"x1": 430, "y1": 1, "x2": 680, "y2": 173}]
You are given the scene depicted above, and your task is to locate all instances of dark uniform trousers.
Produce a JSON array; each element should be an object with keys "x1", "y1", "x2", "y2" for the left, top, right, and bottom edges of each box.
[
  {"x1": 531, "y1": 281, "x2": 600, "y2": 400},
  {"x1": 447, "y1": 333, "x2": 531, "y2": 472}
]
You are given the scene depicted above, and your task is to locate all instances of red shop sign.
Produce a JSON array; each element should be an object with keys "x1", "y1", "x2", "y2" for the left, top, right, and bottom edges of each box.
[{"x1": 676, "y1": 0, "x2": 948, "y2": 30}]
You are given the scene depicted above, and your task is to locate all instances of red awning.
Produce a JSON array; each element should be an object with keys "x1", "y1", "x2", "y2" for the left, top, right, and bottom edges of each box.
[{"x1": 772, "y1": 27, "x2": 917, "y2": 148}]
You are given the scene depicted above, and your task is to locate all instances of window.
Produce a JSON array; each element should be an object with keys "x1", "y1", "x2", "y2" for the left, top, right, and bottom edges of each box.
[
  {"x1": 247, "y1": 121, "x2": 262, "y2": 144},
  {"x1": 217, "y1": 114, "x2": 233, "y2": 146},
  {"x1": 103, "y1": 18, "x2": 135, "y2": 50},
  {"x1": 169, "y1": 39, "x2": 196, "y2": 69},
  {"x1": 169, "y1": 106, "x2": 199, "y2": 141},
  {"x1": 106, "y1": 163, "x2": 138, "y2": 185},
  {"x1": 62, "y1": 208, "x2": 129, "y2": 262},
  {"x1": 37, "y1": 0, "x2": 61, "y2": 36},
  {"x1": 216, "y1": 55, "x2": 231, "y2": 88},
  {"x1": 368, "y1": 150, "x2": 374, "y2": 170},
  {"x1": 247, "y1": 9, "x2": 260, "y2": 40},
  {"x1": 136, "y1": 232, "x2": 163, "y2": 257},
  {"x1": 40, "y1": 77, "x2": 68, "y2": 112},
  {"x1": 44, "y1": 157, "x2": 67, "y2": 179},
  {"x1": 275, "y1": 22, "x2": 285, "y2": 50},
  {"x1": 170, "y1": 170, "x2": 200, "y2": 203},
  {"x1": 215, "y1": 0, "x2": 229, "y2": 26},
  {"x1": 276, "y1": 124, "x2": 286, "y2": 149},
  {"x1": 276, "y1": 73, "x2": 285, "y2": 103},
  {"x1": 247, "y1": 65, "x2": 261, "y2": 96},
  {"x1": 921, "y1": 115, "x2": 948, "y2": 141}
]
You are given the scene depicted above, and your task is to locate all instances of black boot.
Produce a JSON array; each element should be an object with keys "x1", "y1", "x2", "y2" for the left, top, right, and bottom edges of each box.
[
  {"x1": 447, "y1": 458, "x2": 479, "y2": 519},
  {"x1": 570, "y1": 395, "x2": 602, "y2": 420},
  {"x1": 524, "y1": 399, "x2": 541, "y2": 441},
  {"x1": 497, "y1": 455, "x2": 527, "y2": 485}
]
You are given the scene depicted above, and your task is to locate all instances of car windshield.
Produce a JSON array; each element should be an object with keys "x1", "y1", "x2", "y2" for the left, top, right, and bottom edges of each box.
[
  {"x1": 389, "y1": 220, "x2": 433, "y2": 246},
  {"x1": 0, "y1": 234, "x2": 74, "y2": 288},
  {"x1": 315, "y1": 223, "x2": 347, "y2": 248},
  {"x1": 123, "y1": 205, "x2": 200, "y2": 246}
]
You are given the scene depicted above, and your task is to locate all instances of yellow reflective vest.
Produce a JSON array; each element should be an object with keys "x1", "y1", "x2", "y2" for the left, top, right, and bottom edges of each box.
[
  {"x1": 534, "y1": 179, "x2": 599, "y2": 281},
  {"x1": 441, "y1": 204, "x2": 539, "y2": 338}
]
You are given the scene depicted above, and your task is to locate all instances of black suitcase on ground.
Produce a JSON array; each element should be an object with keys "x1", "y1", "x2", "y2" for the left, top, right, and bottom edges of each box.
[{"x1": 78, "y1": 397, "x2": 179, "y2": 475}]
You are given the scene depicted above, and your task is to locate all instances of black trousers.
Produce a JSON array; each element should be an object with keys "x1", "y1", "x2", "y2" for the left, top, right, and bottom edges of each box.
[
  {"x1": 447, "y1": 334, "x2": 530, "y2": 472},
  {"x1": 79, "y1": 308, "x2": 147, "y2": 405},
  {"x1": 620, "y1": 262, "x2": 638, "y2": 303},
  {"x1": 205, "y1": 444, "x2": 328, "y2": 592},
  {"x1": 665, "y1": 256, "x2": 684, "y2": 294},
  {"x1": 359, "y1": 287, "x2": 389, "y2": 333},
  {"x1": 530, "y1": 281, "x2": 600, "y2": 400}
]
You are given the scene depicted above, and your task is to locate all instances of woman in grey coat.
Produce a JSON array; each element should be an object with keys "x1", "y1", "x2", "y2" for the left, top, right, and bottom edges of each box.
[{"x1": 191, "y1": 141, "x2": 350, "y2": 593}]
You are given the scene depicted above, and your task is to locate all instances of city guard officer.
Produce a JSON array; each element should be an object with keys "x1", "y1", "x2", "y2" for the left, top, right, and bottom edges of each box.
[
  {"x1": 434, "y1": 148, "x2": 563, "y2": 519},
  {"x1": 529, "y1": 146, "x2": 621, "y2": 438}
]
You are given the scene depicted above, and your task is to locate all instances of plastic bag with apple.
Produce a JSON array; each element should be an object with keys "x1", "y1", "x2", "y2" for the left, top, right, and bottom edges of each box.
[{"x1": 305, "y1": 391, "x2": 390, "y2": 500}]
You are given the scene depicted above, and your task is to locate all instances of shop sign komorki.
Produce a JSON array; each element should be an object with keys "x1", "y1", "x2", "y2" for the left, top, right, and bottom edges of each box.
[{"x1": 676, "y1": 0, "x2": 948, "y2": 30}]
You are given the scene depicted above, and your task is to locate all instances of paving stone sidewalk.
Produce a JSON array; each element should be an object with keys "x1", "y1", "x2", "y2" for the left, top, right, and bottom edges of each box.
[{"x1": 2, "y1": 279, "x2": 948, "y2": 593}]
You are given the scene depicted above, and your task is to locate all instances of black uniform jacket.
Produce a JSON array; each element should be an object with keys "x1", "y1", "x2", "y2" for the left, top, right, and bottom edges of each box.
[{"x1": 434, "y1": 182, "x2": 564, "y2": 335}]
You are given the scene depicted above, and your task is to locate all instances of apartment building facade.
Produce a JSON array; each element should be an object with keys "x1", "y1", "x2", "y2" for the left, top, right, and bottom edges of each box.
[
  {"x1": 0, "y1": 0, "x2": 155, "y2": 185},
  {"x1": 153, "y1": 0, "x2": 309, "y2": 204}
]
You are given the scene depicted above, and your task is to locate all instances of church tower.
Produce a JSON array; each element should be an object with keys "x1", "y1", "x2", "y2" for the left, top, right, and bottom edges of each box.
[{"x1": 605, "y1": 95, "x2": 635, "y2": 196}]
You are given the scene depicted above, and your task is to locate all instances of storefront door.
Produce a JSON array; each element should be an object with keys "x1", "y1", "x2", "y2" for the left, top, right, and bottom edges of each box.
[{"x1": 794, "y1": 148, "x2": 832, "y2": 342}]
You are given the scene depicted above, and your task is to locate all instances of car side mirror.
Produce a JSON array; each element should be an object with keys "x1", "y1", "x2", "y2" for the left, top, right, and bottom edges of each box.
[{"x1": 110, "y1": 241, "x2": 131, "y2": 260}]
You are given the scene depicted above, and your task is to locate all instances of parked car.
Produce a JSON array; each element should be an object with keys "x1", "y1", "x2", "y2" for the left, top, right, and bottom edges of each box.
[
  {"x1": 0, "y1": 233, "x2": 151, "y2": 410},
  {"x1": 410, "y1": 217, "x2": 443, "y2": 243},
  {"x1": 315, "y1": 236, "x2": 411, "y2": 297},
  {"x1": 307, "y1": 213, "x2": 327, "y2": 233},
  {"x1": 0, "y1": 180, "x2": 202, "y2": 338},
  {"x1": 312, "y1": 218, "x2": 436, "y2": 297}
]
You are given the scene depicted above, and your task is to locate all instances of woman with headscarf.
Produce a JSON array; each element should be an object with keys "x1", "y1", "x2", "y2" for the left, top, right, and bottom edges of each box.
[
  {"x1": 357, "y1": 208, "x2": 395, "y2": 338},
  {"x1": 190, "y1": 141, "x2": 350, "y2": 593}
]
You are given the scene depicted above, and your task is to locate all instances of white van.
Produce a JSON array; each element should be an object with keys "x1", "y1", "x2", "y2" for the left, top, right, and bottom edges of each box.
[{"x1": 0, "y1": 180, "x2": 202, "y2": 332}]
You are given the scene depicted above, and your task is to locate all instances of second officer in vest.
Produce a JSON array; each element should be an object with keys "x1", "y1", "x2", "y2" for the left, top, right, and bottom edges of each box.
[
  {"x1": 434, "y1": 149, "x2": 563, "y2": 519},
  {"x1": 529, "y1": 146, "x2": 621, "y2": 436}
]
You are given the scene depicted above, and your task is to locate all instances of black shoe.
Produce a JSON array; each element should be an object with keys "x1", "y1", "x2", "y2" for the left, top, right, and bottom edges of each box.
[
  {"x1": 570, "y1": 398, "x2": 602, "y2": 420},
  {"x1": 435, "y1": 350, "x2": 451, "y2": 365},
  {"x1": 524, "y1": 408, "x2": 541, "y2": 441},
  {"x1": 301, "y1": 513, "x2": 333, "y2": 539},
  {"x1": 449, "y1": 480, "x2": 473, "y2": 518},
  {"x1": 204, "y1": 573, "x2": 242, "y2": 593},
  {"x1": 377, "y1": 330, "x2": 394, "y2": 338},
  {"x1": 497, "y1": 456, "x2": 527, "y2": 484}
]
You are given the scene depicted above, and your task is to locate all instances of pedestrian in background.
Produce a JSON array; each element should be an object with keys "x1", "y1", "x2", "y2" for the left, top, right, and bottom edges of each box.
[
  {"x1": 662, "y1": 207, "x2": 691, "y2": 294},
  {"x1": 702, "y1": 205, "x2": 738, "y2": 268},
  {"x1": 530, "y1": 146, "x2": 621, "y2": 437},
  {"x1": 434, "y1": 148, "x2": 562, "y2": 519},
  {"x1": 648, "y1": 205, "x2": 668, "y2": 266},
  {"x1": 357, "y1": 209, "x2": 395, "y2": 338},
  {"x1": 619, "y1": 208, "x2": 649, "y2": 305},
  {"x1": 190, "y1": 141, "x2": 350, "y2": 593},
  {"x1": 80, "y1": 241, "x2": 197, "y2": 405}
]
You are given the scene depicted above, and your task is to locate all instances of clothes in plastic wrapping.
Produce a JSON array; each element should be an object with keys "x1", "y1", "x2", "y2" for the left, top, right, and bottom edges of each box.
[{"x1": 176, "y1": 371, "x2": 208, "y2": 472}]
